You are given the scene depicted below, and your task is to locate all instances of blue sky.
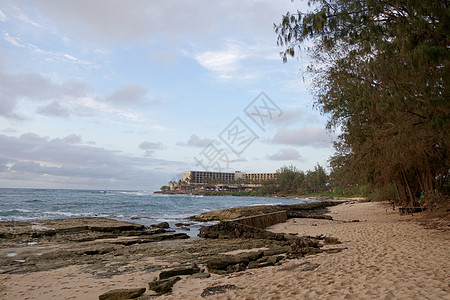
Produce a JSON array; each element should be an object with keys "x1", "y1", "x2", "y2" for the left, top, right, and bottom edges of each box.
[{"x1": 0, "y1": 0, "x2": 336, "y2": 190}]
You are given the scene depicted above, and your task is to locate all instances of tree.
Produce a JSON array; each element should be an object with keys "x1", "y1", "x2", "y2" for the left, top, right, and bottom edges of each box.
[
  {"x1": 277, "y1": 165, "x2": 305, "y2": 194},
  {"x1": 275, "y1": 0, "x2": 449, "y2": 207},
  {"x1": 304, "y1": 164, "x2": 329, "y2": 193}
]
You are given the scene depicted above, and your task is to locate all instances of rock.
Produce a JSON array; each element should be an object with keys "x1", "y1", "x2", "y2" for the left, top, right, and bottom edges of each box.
[
  {"x1": 199, "y1": 221, "x2": 286, "y2": 240},
  {"x1": 248, "y1": 260, "x2": 274, "y2": 269},
  {"x1": 175, "y1": 222, "x2": 192, "y2": 227},
  {"x1": 287, "y1": 212, "x2": 333, "y2": 220},
  {"x1": 148, "y1": 277, "x2": 181, "y2": 295},
  {"x1": 323, "y1": 237, "x2": 341, "y2": 245},
  {"x1": 191, "y1": 273, "x2": 211, "y2": 279},
  {"x1": 201, "y1": 284, "x2": 238, "y2": 297},
  {"x1": 159, "y1": 264, "x2": 200, "y2": 280},
  {"x1": 206, "y1": 251, "x2": 263, "y2": 271},
  {"x1": 151, "y1": 222, "x2": 170, "y2": 228},
  {"x1": 98, "y1": 288, "x2": 146, "y2": 300},
  {"x1": 351, "y1": 219, "x2": 360, "y2": 222},
  {"x1": 266, "y1": 255, "x2": 283, "y2": 265},
  {"x1": 226, "y1": 263, "x2": 246, "y2": 273}
]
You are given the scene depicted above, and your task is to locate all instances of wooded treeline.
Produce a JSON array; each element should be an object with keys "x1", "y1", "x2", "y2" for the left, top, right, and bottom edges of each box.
[{"x1": 275, "y1": 0, "x2": 449, "y2": 207}]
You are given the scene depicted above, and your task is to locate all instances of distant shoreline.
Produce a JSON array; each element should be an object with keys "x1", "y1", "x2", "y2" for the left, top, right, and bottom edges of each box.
[{"x1": 154, "y1": 189, "x2": 364, "y2": 202}]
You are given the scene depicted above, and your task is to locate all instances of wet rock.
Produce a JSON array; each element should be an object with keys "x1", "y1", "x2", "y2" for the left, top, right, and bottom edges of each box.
[
  {"x1": 199, "y1": 221, "x2": 286, "y2": 240},
  {"x1": 151, "y1": 222, "x2": 170, "y2": 229},
  {"x1": 158, "y1": 263, "x2": 200, "y2": 280},
  {"x1": 113, "y1": 232, "x2": 190, "y2": 245},
  {"x1": 175, "y1": 222, "x2": 192, "y2": 227},
  {"x1": 201, "y1": 284, "x2": 238, "y2": 297},
  {"x1": 148, "y1": 277, "x2": 181, "y2": 295},
  {"x1": 98, "y1": 287, "x2": 146, "y2": 300}
]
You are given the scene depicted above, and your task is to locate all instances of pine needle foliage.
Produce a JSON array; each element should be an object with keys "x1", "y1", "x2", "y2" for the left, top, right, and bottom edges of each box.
[{"x1": 275, "y1": 0, "x2": 449, "y2": 207}]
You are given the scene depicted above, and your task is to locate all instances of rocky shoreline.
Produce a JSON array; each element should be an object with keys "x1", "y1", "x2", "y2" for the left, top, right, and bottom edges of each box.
[{"x1": 0, "y1": 201, "x2": 348, "y2": 298}]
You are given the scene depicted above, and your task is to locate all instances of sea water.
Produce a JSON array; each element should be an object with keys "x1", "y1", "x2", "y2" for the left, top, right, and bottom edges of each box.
[{"x1": 0, "y1": 188, "x2": 314, "y2": 237}]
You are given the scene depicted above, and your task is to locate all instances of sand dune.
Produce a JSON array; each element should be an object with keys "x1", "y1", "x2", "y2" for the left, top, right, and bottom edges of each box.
[{"x1": 1, "y1": 201, "x2": 448, "y2": 299}]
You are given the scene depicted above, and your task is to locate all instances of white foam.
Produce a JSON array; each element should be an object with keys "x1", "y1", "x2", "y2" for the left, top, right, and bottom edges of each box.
[{"x1": 6, "y1": 253, "x2": 17, "y2": 257}]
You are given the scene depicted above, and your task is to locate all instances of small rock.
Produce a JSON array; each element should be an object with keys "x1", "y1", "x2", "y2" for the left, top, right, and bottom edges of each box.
[
  {"x1": 148, "y1": 277, "x2": 181, "y2": 295},
  {"x1": 351, "y1": 219, "x2": 360, "y2": 222},
  {"x1": 191, "y1": 273, "x2": 211, "y2": 279},
  {"x1": 151, "y1": 222, "x2": 170, "y2": 228},
  {"x1": 98, "y1": 288, "x2": 146, "y2": 300},
  {"x1": 201, "y1": 284, "x2": 238, "y2": 297},
  {"x1": 158, "y1": 264, "x2": 200, "y2": 280}
]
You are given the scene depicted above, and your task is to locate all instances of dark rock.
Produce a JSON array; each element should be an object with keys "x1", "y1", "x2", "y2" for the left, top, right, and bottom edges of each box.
[
  {"x1": 151, "y1": 222, "x2": 170, "y2": 229},
  {"x1": 323, "y1": 237, "x2": 341, "y2": 245},
  {"x1": 177, "y1": 227, "x2": 190, "y2": 231},
  {"x1": 351, "y1": 219, "x2": 360, "y2": 222},
  {"x1": 191, "y1": 273, "x2": 211, "y2": 279},
  {"x1": 98, "y1": 287, "x2": 146, "y2": 300},
  {"x1": 159, "y1": 264, "x2": 200, "y2": 280},
  {"x1": 89, "y1": 224, "x2": 145, "y2": 232},
  {"x1": 199, "y1": 221, "x2": 286, "y2": 240},
  {"x1": 248, "y1": 261, "x2": 270, "y2": 269},
  {"x1": 287, "y1": 212, "x2": 333, "y2": 220},
  {"x1": 175, "y1": 222, "x2": 192, "y2": 227},
  {"x1": 201, "y1": 284, "x2": 238, "y2": 297},
  {"x1": 226, "y1": 263, "x2": 246, "y2": 273},
  {"x1": 266, "y1": 255, "x2": 283, "y2": 265},
  {"x1": 263, "y1": 246, "x2": 290, "y2": 257},
  {"x1": 148, "y1": 277, "x2": 181, "y2": 295},
  {"x1": 206, "y1": 251, "x2": 263, "y2": 271}
]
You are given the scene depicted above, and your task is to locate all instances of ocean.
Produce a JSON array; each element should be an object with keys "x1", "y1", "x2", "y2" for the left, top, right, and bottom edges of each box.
[{"x1": 0, "y1": 188, "x2": 315, "y2": 236}]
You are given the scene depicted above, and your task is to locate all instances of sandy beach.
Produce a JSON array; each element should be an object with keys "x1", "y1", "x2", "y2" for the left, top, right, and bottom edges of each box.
[{"x1": 1, "y1": 201, "x2": 449, "y2": 299}]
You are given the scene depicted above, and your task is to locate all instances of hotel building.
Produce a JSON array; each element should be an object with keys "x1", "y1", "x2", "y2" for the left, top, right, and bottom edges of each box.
[{"x1": 182, "y1": 170, "x2": 277, "y2": 185}]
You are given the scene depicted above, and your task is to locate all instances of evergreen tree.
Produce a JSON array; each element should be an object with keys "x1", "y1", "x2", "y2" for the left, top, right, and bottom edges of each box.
[{"x1": 275, "y1": 0, "x2": 449, "y2": 207}]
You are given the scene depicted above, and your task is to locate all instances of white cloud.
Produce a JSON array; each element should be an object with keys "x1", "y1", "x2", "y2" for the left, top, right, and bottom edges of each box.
[
  {"x1": 0, "y1": 9, "x2": 6, "y2": 22},
  {"x1": 195, "y1": 43, "x2": 248, "y2": 78},
  {"x1": 3, "y1": 32, "x2": 24, "y2": 47},
  {"x1": 268, "y1": 148, "x2": 302, "y2": 161},
  {"x1": 17, "y1": 11, "x2": 42, "y2": 28},
  {"x1": 271, "y1": 127, "x2": 336, "y2": 148}
]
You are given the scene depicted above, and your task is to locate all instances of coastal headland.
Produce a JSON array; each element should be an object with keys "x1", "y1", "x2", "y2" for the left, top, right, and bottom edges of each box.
[{"x1": 0, "y1": 200, "x2": 448, "y2": 299}]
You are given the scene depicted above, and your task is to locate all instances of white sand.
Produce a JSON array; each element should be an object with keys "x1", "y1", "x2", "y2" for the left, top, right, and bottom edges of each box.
[{"x1": 1, "y1": 201, "x2": 449, "y2": 299}]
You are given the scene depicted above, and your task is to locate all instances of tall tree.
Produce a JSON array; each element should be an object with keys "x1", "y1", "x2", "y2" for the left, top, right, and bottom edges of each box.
[{"x1": 275, "y1": 0, "x2": 449, "y2": 207}]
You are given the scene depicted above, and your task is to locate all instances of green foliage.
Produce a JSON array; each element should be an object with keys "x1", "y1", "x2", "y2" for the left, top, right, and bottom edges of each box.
[
  {"x1": 277, "y1": 165, "x2": 305, "y2": 194},
  {"x1": 275, "y1": 0, "x2": 450, "y2": 207},
  {"x1": 160, "y1": 185, "x2": 170, "y2": 191}
]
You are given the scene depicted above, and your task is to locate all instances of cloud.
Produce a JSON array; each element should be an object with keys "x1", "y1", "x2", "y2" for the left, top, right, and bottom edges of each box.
[
  {"x1": 139, "y1": 141, "x2": 165, "y2": 157},
  {"x1": 0, "y1": 9, "x2": 6, "y2": 22},
  {"x1": 37, "y1": 101, "x2": 70, "y2": 117},
  {"x1": 0, "y1": 133, "x2": 185, "y2": 189},
  {"x1": 271, "y1": 127, "x2": 336, "y2": 148},
  {"x1": 194, "y1": 43, "x2": 248, "y2": 79},
  {"x1": 106, "y1": 84, "x2": 148, "y2": 104},
  {"x1": 139, "y1": 141, "x2": 165, "y2": 150},
  {"x1": 268, "y1": 148, "x2": 301, "y2": 161},
  {"x1": 177, "y1": 134, "x2": 212, "y2": 148},
  {"x1": 267, "y1": 108, "x2": 319, "y2": 125},
  {"x1": 26, "y1": 1, "x2": 296, "y2": 43}
]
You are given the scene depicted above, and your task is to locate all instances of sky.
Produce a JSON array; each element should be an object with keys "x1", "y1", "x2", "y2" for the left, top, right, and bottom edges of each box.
[{"x1": 0, "y1": 0, "x2": 336, "y2": 191}]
